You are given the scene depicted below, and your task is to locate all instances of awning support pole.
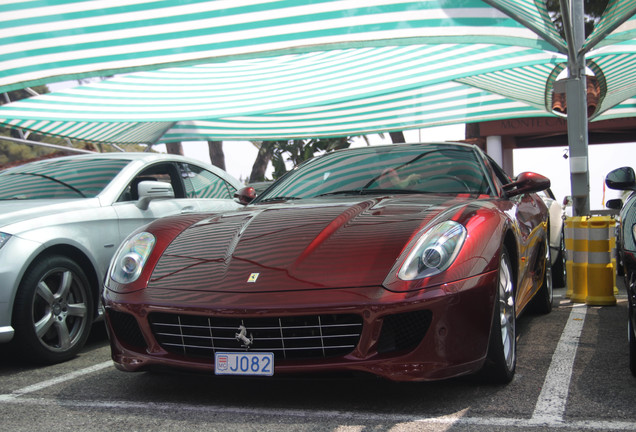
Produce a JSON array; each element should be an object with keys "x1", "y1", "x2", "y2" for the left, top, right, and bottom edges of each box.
[{"x1": 561, "y1": 0, "x2": 590, "y2": 216}]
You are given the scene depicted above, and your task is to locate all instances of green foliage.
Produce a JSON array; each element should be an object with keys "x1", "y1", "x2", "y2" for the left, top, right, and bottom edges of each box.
[
  {"x1": 269, "y1": 137, "x2": 353, "y2": 179},
  {"x1": 1, "y1": 86, "x2": 59, "y2": 165},
  {"x1": 545, "y1": 0, "x2": 609, "y2": 38},
  {"x1": 0, "y1": 141, "x2": 52, "y2": 166}
]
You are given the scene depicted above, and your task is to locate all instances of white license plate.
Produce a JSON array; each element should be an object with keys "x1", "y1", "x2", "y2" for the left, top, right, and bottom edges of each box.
[{"x1": 214, "y1": 352, "x2": 274, "y2": 376}]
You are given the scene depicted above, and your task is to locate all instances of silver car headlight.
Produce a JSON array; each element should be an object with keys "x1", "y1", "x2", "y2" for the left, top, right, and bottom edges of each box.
[
  {"x1": 109, "y1": 232, "x2": 156, "y2": 284},
  {"x1": 0, "y1": 232, "x2": 11, "y2": 250},
  {"x1": 398, "y1": 221, "x2": 467, "y2": 281}
]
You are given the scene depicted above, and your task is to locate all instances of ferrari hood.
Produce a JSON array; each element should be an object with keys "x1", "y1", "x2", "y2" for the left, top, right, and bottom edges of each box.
[{"x1": 147, "y1": 196, "x2": 474, "y2": 293}]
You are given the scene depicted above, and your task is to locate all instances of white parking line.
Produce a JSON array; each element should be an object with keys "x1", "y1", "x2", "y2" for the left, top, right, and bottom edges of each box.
[
  {"x1": 0, "y1": 360, "x2": 112, "y2": 402},
  {"x1": 4, "y1": 396, "x2": 636, "y2": 430},
  {"x1": 531, "y1": 304, "x2": 587, "y2": 423}
]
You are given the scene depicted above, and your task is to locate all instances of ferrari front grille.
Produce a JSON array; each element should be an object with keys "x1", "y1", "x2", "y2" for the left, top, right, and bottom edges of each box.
[{"x1": 148, "y1": 313, "x2": 363, "y2": 361}]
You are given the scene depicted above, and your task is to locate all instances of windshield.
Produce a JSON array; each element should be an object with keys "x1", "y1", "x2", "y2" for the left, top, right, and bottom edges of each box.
[
  {"x1": 257, "y1": 144, "x2": 490, "y2": 202},
  {"x1": 0, "y1": 158, "x2": 130, "y2": 200}
]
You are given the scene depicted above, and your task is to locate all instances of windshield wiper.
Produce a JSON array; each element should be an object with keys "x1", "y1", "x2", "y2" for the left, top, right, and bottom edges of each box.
[
  {"x1": 316, "y1": 189, "x2": 425, "y2": 197},
  {"x1": 314, "y1": 190, "x2": 364, "y2": 197},
  {"x1": 258, "y1": 196, "x2": 301, "y2": 203},
  {"x1": 358, "y1": 189, "x2": 424, "y2": 195},
  {"x1": 8, "y1": 172, "x2": 86, "y2": 198}
]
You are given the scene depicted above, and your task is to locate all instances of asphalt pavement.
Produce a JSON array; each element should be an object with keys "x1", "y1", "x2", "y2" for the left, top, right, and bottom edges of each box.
[{"x1": 1, "y1": 281, "x2": 635, "y2": 432}]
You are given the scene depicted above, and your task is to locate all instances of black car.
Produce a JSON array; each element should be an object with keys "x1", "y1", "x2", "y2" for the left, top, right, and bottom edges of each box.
[{"x1": 605, "y1": 166, "x2": 636, "y2": 376}]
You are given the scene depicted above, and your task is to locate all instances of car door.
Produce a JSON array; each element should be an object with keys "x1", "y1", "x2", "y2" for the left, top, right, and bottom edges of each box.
[
  {"x1": 112, "y1": 161, "x2": 204, "y2": 244},
  {"x1": 487, "y1": 156, "x2": 548, "y2": 306}
]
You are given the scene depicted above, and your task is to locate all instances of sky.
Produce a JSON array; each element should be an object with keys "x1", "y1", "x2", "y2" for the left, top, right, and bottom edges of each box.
[
  {"x1": 156, "y1": 124, "x2": 636, "y2": 212},
  {"x1": 513, "y1": 142, "x2": 636, "y2": 211}
]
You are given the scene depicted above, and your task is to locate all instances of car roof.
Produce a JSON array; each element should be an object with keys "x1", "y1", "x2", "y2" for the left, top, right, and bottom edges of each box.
[
  {"x1": 1, "y1": 151, "x2": 243, "y2": 189},
  {"x1": 21, "y1": 152, "x2": 192, "y2": 163}
]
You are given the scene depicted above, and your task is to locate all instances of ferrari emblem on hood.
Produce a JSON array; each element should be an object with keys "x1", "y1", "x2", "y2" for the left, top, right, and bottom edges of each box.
[{"x1": 247, "y1": 273, "x2": 259, "y2": 283}]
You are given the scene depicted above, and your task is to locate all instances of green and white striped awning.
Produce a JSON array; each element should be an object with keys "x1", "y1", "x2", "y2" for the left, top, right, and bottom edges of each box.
[{"x1": 0, "y1": 0, "x2": 635, "y2": 144}]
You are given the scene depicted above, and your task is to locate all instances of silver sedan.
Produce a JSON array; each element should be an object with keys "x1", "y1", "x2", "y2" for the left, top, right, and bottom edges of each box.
[{"x1": 0, "y1": 152, "x2": 242, "y2": 364}]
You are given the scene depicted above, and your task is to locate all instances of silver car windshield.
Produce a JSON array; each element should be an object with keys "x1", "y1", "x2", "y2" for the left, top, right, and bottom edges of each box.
[{"x1": 0, "y1": 158, "x2": 130, "y2": 200}]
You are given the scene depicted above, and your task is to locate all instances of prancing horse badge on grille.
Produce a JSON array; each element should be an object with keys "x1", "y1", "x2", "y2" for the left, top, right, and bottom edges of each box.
[
  {"x1": 247, "y1": 273, "x2": 259, "y2": 283},
  {"x1": 235, "y1": 325, "x2": 253, "y2": 349}
]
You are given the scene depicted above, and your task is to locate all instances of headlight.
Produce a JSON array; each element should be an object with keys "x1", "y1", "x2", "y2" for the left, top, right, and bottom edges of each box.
[
  {"x1": 398, "y1": 221, "x2": 467, "y2": 281},
  {"x1": 109, "y1": 232, "x2": 156, "y2": 284},
  {"x1": 0, "y1": 232, "x2": 10, "y2": 250}
]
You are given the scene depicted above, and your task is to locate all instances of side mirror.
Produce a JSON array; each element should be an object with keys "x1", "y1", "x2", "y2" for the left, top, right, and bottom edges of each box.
[
  {"x1": 234, "y1": 186, "x2": 256, "y2": 205},
  {"x1": 136, "y1": 180, "x2": 175, "y2": 210},
  {"x1": 605, "y1": 198, "x2": 623, "y2": 211},
  {"x1": 503, "y1": 172, "x2": 550, "y2": 198},
  {"x1": 605, "y1": 167, "x2": 636, "y2": 191}
]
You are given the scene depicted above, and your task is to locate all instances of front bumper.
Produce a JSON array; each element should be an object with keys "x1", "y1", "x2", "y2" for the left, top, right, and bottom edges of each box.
[
  {"x1": 0, "y1": 325, "x2": 14, "y2": 343},
  {"x1": 103, "y1": 270, "x2": 498, "y2": 382},
  {"x1": 0, "y1": 235, "x2": 43, "y2": 343}
]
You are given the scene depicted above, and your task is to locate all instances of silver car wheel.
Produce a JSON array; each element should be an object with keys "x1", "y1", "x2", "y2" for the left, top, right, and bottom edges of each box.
[
  {"x1": 482, "y1": 247, "x2": 517, "y2": 383},
  {"x1": 14, "y1": 255, "x2": 94, "y2": 364},
  {"x1": 33, "y1": 268, "x2": 89, "y2": 352},
  {"x1": 498, "y1": 252, "x2": 516, "y2": 371}
]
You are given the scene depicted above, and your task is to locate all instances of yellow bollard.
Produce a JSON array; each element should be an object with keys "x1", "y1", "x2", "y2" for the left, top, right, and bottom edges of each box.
[
  {"x1": 564, "y1": 218, "x2": 574, "y2": 298},
  {"x1": 610, "y1": 227, "x2": 619, "y2": 296},
  {"x1": 567, "y1": 217, "x2": 589, "y2": 303},
  {"x1": 585, "y1": 216, "x2": 616, "y2": 306}
]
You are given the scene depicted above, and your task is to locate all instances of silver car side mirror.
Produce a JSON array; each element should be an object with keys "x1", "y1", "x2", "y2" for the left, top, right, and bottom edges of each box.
[{"x1": 136, "y1": 180, "x2": 175, "y2": 210}]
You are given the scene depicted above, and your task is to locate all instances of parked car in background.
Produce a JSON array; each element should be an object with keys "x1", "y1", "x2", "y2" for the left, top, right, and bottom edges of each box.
[
  {"x1": 605, "y1": 166, "x2": 636, "y2": 376},
  {"x1": 0, "y1": 152, "x2": 242, "y2": 364},
  {"x1": 537, "y1": 188, "x2": 567, "y2": 287},
  {"x1": 104, "y1": 142, "x2": 552, "y2": 384}
]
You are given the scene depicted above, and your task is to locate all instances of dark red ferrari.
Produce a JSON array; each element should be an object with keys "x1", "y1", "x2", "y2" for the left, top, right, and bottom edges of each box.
[{"x1": 103, "y1": 143, "x2": 552, "y2": 383}]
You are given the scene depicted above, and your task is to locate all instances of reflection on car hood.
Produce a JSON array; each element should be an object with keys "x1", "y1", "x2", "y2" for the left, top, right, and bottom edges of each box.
[
  {"x1": 148, "y1": 195, "x2": 479, "y2": 293},
  {"x1": 0, "y1": 199, "x2": 96, "y2": 232}
]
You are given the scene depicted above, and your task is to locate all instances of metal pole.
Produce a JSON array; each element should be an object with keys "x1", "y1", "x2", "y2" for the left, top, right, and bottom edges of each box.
[
  {"x1": 0, "y1": 135, "x2": 95, "y2": 154},
  {"x1": 563, "y1": 0, "x2": 590, "y2": 216}
]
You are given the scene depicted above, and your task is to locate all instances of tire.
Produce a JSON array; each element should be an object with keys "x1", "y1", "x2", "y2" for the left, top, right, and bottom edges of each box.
[
  {"x1": 552, "y1": 231, "x2": 566, "y2": 288},
  {"x1": 629, "y1": 305, "x2": 636, "y2": 377},
  {"x1": 12, "y1": 255, "x2": 94, "y2": 364},
  {"x1": 533, "y1": 235, "x2": 553, "y2": 314},
  {"x1": 481, "y1": 247, "x2": 516, "y2": 384}
]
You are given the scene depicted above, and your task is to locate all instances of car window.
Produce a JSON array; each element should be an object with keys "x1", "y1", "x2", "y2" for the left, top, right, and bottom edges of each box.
[
  {"x1": 537, "y1": 189, "x2": 556, "y2": 201},
  {"x1": 119, "y1": 162, "x2": 184, "y2": 202},
  {"x1": 180, "y1": 163, "x2": 236, "y2": 199},
  {"x1": 487, "y1": 156, "x2": 511, "y2": 186},
  {"x1": 0, "y1": 158, "x2": 130, "y2": 199}
]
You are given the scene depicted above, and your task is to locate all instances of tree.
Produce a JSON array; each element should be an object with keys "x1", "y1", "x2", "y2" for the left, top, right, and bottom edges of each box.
[
  {"x1": 207, "y1": 141, "x2": 226, "y2": 170},
  {"x1": 545, "y1": 0, "x2": 609, "y2": 38},
  {"x1": 248, "y1": 141, "x2": 276, "y2": 183},
  {"x1": 389, "y1": 131, "x2": 405, "y2": 143},
  {"x1": 164, "y1": 141, "x2": 184, "y2": 155}
]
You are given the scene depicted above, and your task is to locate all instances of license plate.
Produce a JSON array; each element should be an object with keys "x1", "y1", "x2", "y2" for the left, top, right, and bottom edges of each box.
[{"x1": 214, "y1": 352, "x2": 274, "y2": 376}]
